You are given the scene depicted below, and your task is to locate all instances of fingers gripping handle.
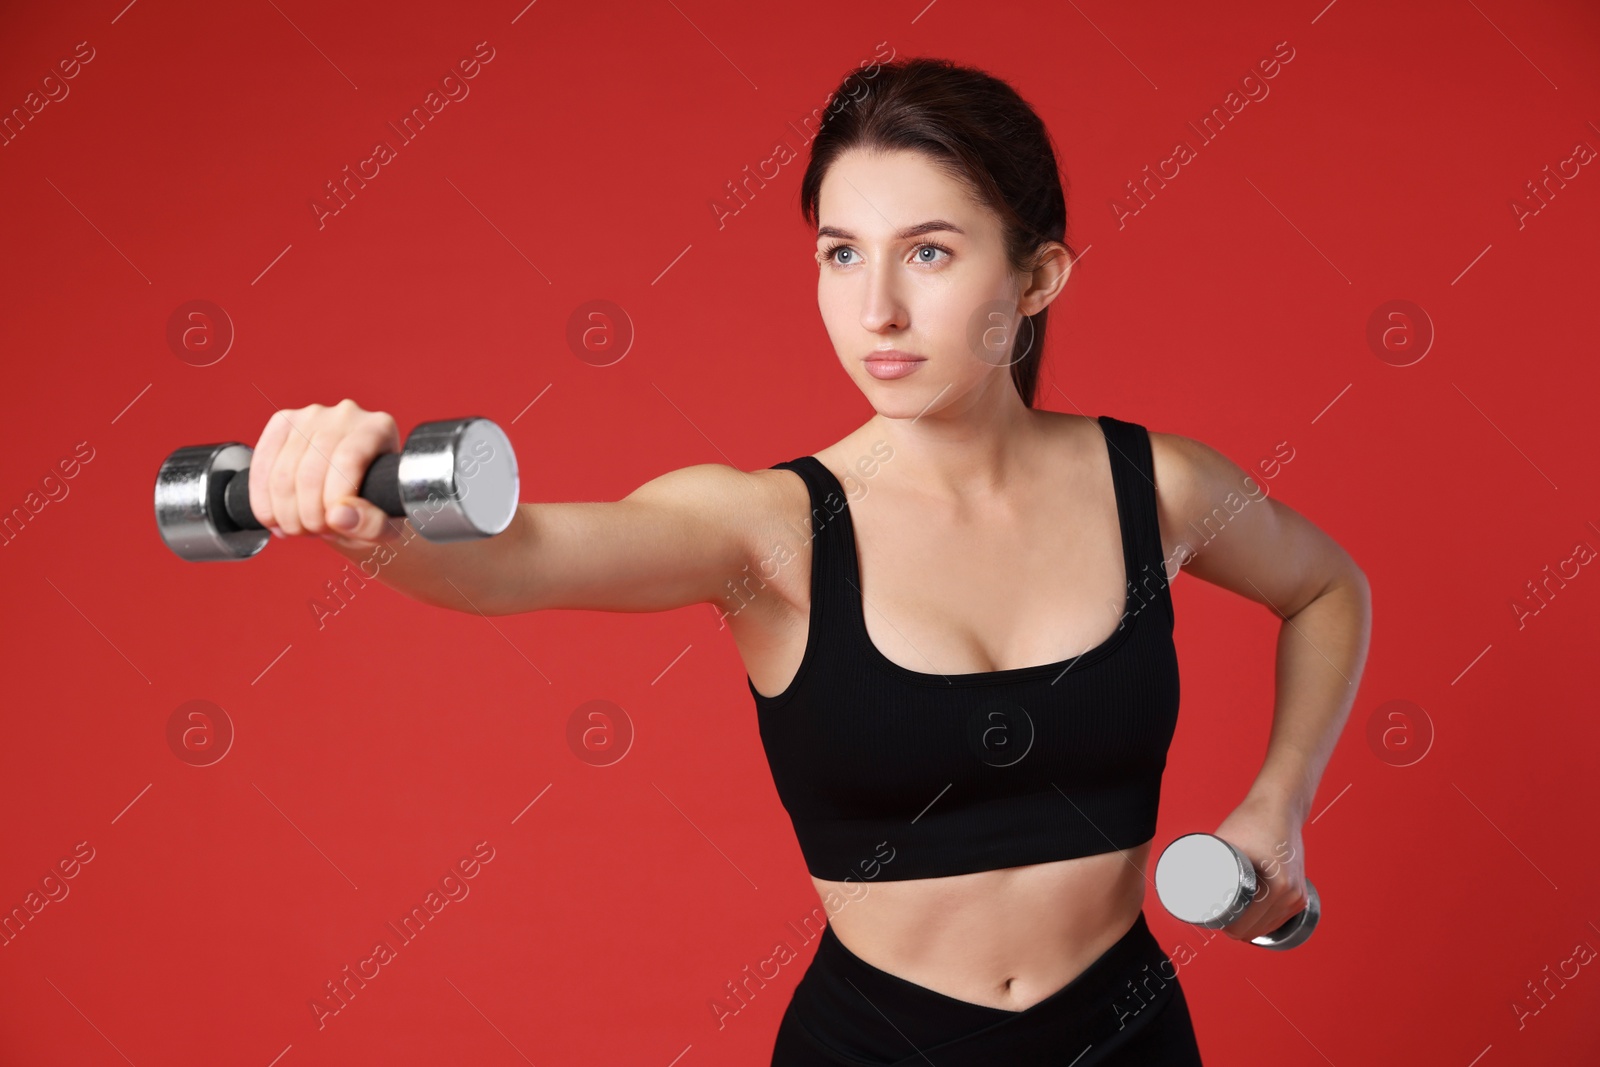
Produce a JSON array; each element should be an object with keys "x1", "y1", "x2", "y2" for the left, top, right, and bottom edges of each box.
[{"x1": 217, "y1": 453, "x2": 404, "y2": 531}]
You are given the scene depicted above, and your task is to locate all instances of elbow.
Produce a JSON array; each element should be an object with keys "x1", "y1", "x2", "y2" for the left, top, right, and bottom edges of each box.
[
  {"x1": 1302, "y1": 557, "x2": 1369, "y2": 617},
  {"x1": 1330, "y1": 555, "x2": 1370, "y2": 602},
  {"x1": 1332, "y1": 560, "x2": 1372, "y2": 624},
  {"x1": 1348, "y1": 560, "x2": 1371, "y2": 602}
]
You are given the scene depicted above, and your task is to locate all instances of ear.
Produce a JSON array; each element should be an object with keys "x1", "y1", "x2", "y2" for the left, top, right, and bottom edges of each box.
[{"x1": 1018, "y1": 242, "x2": 1072, "y2": 316}]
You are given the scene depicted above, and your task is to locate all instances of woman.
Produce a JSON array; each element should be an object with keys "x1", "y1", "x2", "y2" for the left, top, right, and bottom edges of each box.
[{"x1": 248, "y1": 56, "x2": 1370, "y2": 1067}]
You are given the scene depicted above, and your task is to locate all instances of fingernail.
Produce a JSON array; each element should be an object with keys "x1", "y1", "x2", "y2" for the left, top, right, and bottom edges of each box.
[
  {"x1": 269, "y1": 525, "x2": 285, "y2": 538},
  {"x1": 329, "y1": 505, "x2": 357, "y2": 530}
]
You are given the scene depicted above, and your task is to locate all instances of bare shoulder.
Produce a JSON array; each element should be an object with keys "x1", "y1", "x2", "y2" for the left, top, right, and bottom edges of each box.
[
  {"x1": 1144, "y1": 426, "x2": 1365, "y2": 612},
  {"x1": 627, "y1": 461, "x2": 806, "y2": 576},
  {"x1": 1145, "y1": 427, "x2": 1286, "y2": 537},
  {"x1": 1146, "y1": 428, "x2": 1213, "y2": 515},
  {"x1": 741, "y1": 461, "x2": 814, "y2": 560},
  {"x1": 722, "y1": 458, "x2": 817, "y2": 620},
  {"x1": 1144, "y1": 428, "x2": 1247, "y2": 571}
]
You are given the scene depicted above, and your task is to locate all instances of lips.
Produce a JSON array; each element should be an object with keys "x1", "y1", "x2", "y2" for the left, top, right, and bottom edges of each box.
[{"x1": 862, "y1": 351, "x2": 925, "y2": 380}]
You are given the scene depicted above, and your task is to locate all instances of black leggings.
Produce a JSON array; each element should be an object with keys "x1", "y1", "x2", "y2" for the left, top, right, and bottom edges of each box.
[{"x1": 770, "y1": 911, "x2": 1204, "y2": 1066}]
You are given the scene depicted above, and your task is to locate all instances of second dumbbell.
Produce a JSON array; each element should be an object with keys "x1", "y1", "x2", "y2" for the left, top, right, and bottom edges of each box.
[{"x1": 1154, "y1": 832, "x2": 1320, "y2": 951}]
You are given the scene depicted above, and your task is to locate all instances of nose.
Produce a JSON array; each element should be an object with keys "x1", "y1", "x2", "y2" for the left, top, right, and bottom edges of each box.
[{"x1": 859, "y1": 259, "x2": 908, "y2": 333}]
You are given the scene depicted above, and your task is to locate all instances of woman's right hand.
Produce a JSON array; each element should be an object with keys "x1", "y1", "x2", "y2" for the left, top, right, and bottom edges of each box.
[{"x1": 247, "y1": 399, "x2": 403, "y2": 545}]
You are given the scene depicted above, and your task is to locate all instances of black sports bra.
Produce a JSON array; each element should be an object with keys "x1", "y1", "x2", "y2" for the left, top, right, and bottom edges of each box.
[{"x1": 748, "y1": 415, "x2": 1180, "y2": 882}]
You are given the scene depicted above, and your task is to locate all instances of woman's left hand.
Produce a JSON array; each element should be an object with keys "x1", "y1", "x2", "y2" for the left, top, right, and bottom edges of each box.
[{"x1": 1210, "y1": 792, "x2": 1310, "y2": 942}]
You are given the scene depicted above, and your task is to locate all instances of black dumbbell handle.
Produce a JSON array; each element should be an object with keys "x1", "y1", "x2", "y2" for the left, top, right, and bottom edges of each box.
[{"x1": 216, "y1": 452, "x2": 405, "y2": 532}]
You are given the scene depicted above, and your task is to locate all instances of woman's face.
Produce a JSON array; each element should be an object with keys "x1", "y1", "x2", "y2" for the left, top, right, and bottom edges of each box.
[{"x1": 813, "y1": 148, "x2": 1066, "y2": 419}]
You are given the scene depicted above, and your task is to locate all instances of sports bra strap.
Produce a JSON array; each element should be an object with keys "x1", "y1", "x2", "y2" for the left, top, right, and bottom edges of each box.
[
  {"x1": 1096, "y1": 415, "x2": 1175, "y2": 631},
  {"x1": 767, "y1": 456, "x2": 859, "y2": 657}
]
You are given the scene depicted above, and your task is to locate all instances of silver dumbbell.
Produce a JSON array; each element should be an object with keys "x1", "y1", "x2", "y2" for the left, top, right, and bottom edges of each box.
[
  {"x1": 154, "y1": 416, "x2": 519, "y2": 562},
  {"x1": 1154, "y1": 832, "x2": 1320, "y2": 950}
]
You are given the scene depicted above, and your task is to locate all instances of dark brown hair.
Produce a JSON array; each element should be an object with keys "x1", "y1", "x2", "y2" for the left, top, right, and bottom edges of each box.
[{"x1": 799, "y1": 56, "x2": 1075, "y2": 409}]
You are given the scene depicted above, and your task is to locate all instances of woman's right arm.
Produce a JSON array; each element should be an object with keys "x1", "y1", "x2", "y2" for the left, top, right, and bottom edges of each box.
[{"x1": 249, "y1": 400, "x2": 781, "y2": 618}]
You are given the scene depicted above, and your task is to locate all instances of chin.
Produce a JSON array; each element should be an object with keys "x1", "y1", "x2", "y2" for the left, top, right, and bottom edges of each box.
[{"x1": 859, "y1": 387, "x2": 952, "y2": 419}]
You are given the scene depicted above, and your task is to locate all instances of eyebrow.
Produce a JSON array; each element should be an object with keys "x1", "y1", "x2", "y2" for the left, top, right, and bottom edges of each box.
[{"x1": 816, "y1": 220, "x2": 967, "y2": 242}]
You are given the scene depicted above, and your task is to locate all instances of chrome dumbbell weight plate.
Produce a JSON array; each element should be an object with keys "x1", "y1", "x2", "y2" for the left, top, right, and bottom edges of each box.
[
  {"x1": 155, "y1": 442, "x2": 272, "y2": 562},
  {"x1": 392, "y1": 417, "x2": 519, "y2": 544},
  {"x1": 1154, "y1": 832, "x2": 1320, "y2": 951}
]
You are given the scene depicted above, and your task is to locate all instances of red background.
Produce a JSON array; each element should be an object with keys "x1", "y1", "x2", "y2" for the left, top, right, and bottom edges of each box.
[{"x1": 3, "y1": 0, "x2": 1598, "y2": 1063}]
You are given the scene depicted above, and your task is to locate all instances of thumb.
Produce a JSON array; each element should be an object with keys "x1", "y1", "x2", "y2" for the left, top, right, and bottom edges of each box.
[{"x1": 327, "y1": 498, "x2": 393, "y2": 543}]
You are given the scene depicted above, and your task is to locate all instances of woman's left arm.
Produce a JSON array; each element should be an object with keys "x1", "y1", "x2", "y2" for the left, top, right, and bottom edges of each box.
[{"x1": 1149, "y1": 431, "x2": 1373, "y2": 941}]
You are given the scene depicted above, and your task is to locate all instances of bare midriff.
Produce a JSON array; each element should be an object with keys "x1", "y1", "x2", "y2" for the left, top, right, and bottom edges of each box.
[{"x1": 807, "y1": 841, "x2": 1153, "y2": 1011}]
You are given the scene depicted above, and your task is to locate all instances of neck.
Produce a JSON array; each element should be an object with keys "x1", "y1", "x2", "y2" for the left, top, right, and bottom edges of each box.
[{"x1": 867, "y1": 380, "x2": 1046, "y2": 505}]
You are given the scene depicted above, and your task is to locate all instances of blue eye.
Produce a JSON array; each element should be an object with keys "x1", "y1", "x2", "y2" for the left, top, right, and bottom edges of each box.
[{"x1": 818, "y1": 242, "x2": 952, "y2": 267}]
